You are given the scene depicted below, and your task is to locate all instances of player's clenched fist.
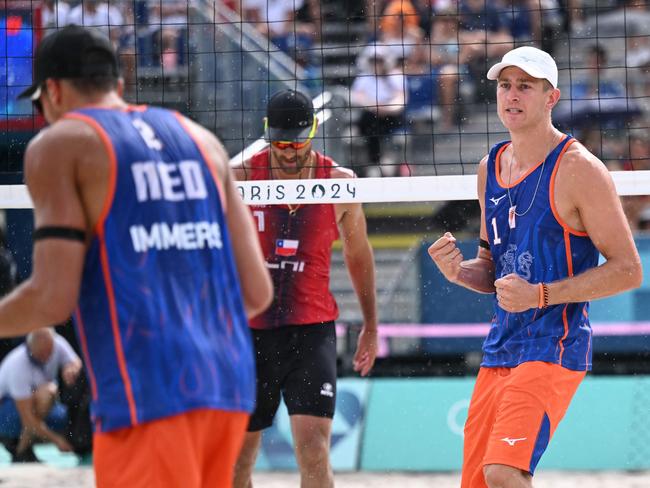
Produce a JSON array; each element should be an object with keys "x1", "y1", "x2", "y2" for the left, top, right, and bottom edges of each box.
[
  {"x1": 494, "y1": 273, "x2": 538, "y2": 312},
  {"x1": 428, "y1": 232, "x2": 464, "y2": 282}
]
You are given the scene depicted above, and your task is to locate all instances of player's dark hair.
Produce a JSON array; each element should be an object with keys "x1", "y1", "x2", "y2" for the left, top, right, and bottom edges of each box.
[{"x1": 68, "y1": 49, "x2": 120, "y2": 95}]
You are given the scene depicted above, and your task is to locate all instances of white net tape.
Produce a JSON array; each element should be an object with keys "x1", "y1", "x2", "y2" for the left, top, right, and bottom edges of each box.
[{"x1": 4, "y1": 170, "x2": 650, "y2": 208}]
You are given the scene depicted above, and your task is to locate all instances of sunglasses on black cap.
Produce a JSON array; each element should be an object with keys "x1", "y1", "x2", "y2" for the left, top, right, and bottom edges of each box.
[{"x1": 29, "y1": 84, "x2": 45, "y2": 115}]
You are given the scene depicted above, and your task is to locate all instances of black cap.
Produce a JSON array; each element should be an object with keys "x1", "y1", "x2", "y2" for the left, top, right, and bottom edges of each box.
[
  {"x1": 18, "y1": 25, "x2": 120, "y2": 100},
  {"x1": 265, "y1": 89, "x2": 315, "y2": 142}
]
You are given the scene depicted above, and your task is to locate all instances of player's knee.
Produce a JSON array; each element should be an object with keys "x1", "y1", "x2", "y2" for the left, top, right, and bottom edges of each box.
[
  {"x1": 295, "y1": 435, "x2": 330, "y2": 470},
  {"x1": 483, "y1": 464, "x2": 530, "y2": 488}
]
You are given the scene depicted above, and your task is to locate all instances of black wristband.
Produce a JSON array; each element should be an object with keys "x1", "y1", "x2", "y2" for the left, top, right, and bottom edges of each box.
[
  {"x1": 33, "y1": 226, "x2": 86, "y2": 243},
  {"x1": 479, "y1": 238, "x2": 490, "y2": 250}
]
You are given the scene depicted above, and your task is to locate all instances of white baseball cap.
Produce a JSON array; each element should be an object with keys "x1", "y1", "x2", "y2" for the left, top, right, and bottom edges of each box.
[{"x1": 486, "y1": 46, "x2": 558, "y2": 89}]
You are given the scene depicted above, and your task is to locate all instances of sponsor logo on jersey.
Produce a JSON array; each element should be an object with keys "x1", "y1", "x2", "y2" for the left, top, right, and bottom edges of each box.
[
  {"x1": 320, "y1": 382, "x2": 334, "y2": 397},
  {"x1": 490, "y1": 194, "x2": 507, "y2": 205},
  {"x1": 501, "y1": 437, "x2": 527, "y2": 446},
  {"x1": 275, "y1": 239, "x2": 299, "y2": 256}
]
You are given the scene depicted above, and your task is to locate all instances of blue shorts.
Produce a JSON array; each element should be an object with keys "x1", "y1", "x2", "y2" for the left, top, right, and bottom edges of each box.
[{"x1": 0, "y1": 397, "x2": 68, "y2": 438}]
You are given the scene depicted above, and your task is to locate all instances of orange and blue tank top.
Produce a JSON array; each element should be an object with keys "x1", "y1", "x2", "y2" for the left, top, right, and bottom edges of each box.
[
  {"x1": 247, "y1": 149, "x2": 339, "y2": 329},
  {"x1": 68, "y1": 106, "x2": 255, "y2": 432},
  {"x1": 484, "y1": 135, "x2": 599, "y2": 371}
]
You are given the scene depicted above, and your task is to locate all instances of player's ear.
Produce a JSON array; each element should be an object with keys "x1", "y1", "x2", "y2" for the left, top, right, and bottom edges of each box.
[
  {"x1": 44, "y1": 78, "x2": 62, "y2": 105},
  {"x1": 547, "y1": 87, "x2": 561, "y2": 111}
]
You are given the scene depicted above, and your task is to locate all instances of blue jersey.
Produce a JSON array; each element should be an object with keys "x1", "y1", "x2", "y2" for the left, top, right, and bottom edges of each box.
[
  {"x1": 67, "y1": 106, "x2": 255, "y2": 433},
  {"x1": 484, "y1": 135, "x2": 599, "y2": 371}
]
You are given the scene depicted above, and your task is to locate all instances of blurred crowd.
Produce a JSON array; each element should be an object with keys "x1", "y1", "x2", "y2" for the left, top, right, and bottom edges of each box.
[{"x1": 36, "y1": 0, "x2": 191, "y2": 89}]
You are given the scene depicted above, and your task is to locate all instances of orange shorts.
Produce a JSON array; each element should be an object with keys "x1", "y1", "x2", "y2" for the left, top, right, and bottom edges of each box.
[
  {"x1": 461, "y1": 361, "x2": 585, "y2": 488},
  {"x1": 94, "y1": 408, "x2": 249, "y2": 488}
]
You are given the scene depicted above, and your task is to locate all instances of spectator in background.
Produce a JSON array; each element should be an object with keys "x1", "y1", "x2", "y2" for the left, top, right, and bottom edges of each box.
[
  {"x1": 0, "y1": 328, "x2": 80, "y2": 462},
  {"x1": 571, "y1": 44, "x2": 625, "y2": 101},
  {"x1": 378, "y1": 0, "x2": 424, "y2": 60},
  {"x1": 242, "y1": 0, "x2": 315, "y2": 58},
  {"x1": 499, "y1": 0, "x2": 542, "y2": 46},
  {"x1": 148, "y1": 0, "x2": 192, "y2": 69},
  {"x1": 403, "y1": 39, "x2": 439, "y2": 127},
  {"x1": 40, "y1": 0, "x2": 69, "y2": 30},
  {"x1": 428, "y1": 8, "x2": 472, "y2": 129},
  {"x1": 459, "y1": 0, "x2": 513, "y2": 99},
  {"x1": 622, "y1": 1, "x2": 650, "y2": 98},
  {"x1": 459, "y1": 0, "x2": 512, "y2": 47},
  {"x1": 565, "y1": 0, "x2": 585, "y2": 32},
  {"x1": 538, "y1": 0, "x2": 565, "y2": 53},
  {"x1": 66, "y1": 0, "x2": 123, "y2": 44},
  {"x1": 351, "y1": 43, "x2": 406, "y2": 176},
  {"x1": 66, "y1": 0, "x2": 137, "y2": 91},
  {"x1": 553, "y1": 44, "x2": 637, "y2": 133}
]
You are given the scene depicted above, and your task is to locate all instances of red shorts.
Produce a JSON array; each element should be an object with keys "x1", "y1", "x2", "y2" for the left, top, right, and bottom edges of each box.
[
  {"x1": 461, "y1": 361, "x2": 585, "y2": 488},
  {"x1": 94, "y1": 408, "x2": 248, "y2": 488}
]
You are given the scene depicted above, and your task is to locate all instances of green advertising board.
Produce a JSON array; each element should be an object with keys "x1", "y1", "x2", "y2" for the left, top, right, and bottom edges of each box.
[{"x1": 361, "y1": 376, "x2": 650, "y2": 471}]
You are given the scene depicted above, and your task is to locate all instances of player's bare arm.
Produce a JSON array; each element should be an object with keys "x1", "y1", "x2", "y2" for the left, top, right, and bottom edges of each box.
[
  {"x1": 429, "y1": 155, "x2": 496, "y2": 294},
  {"x1": 495, "y1": 144, "x2": 643, "y2": 312},
  {"x1": 0, "y1": 121, "x2": 92, "y2": 337},
  {"x1": 180, "y1": 118, "x2": 272, "y2": 317},
  {"x1": 546, "y1": 144, "x2": 642, "y2": 302},
  {"x1": 333, "y1": 165, "x2": 377, "y2": 376},
  {"x1": 225, "y1": 170, "x2": 273, "y2": 317}
]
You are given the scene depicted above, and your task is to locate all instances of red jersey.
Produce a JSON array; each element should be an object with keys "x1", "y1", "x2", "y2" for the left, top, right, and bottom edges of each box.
[{"x1": 247, "y1": 149, "x2": 339, "y2": 329}]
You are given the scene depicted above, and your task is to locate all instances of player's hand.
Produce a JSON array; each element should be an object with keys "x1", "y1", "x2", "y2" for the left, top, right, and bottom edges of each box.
[
  {"x1": 428, "y1": 232, "x2": 463, "y2": 283},
  {"x1": 353, "y1": 326, "x2": 377, "y2": 377},
  {"x1": 494, "y1": 273, "x2": 538, "y2": 312}
]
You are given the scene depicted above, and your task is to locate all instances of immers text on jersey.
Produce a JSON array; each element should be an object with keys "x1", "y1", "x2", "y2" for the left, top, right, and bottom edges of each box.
[{"x1": 129, "y1": 159, "x2": 223, "y2": 253}]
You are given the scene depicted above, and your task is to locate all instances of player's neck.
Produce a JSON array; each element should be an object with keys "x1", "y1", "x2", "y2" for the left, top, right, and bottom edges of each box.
[
  {"x1": 72, "y1": 92, "x2": 129, "y2": 112},
  {"x1": 508, "y1": 126, "x2": 563, "y2": 170}
]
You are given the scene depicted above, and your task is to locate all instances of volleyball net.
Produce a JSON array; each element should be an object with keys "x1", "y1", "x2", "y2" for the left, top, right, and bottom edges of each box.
[{"x1": 1, "y1": 0, "x2": 650, "y2": 184}]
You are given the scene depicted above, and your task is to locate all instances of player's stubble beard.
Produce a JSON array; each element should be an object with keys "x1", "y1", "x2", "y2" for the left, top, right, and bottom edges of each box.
[{"x1": 272, "y1": 145, "x2": 313, "y2": 177}]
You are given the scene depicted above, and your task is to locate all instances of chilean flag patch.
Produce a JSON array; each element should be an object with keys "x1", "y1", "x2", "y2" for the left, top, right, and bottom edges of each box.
[{"x1": 275, "y1": 239, "x2": 299, "y2": 256}]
